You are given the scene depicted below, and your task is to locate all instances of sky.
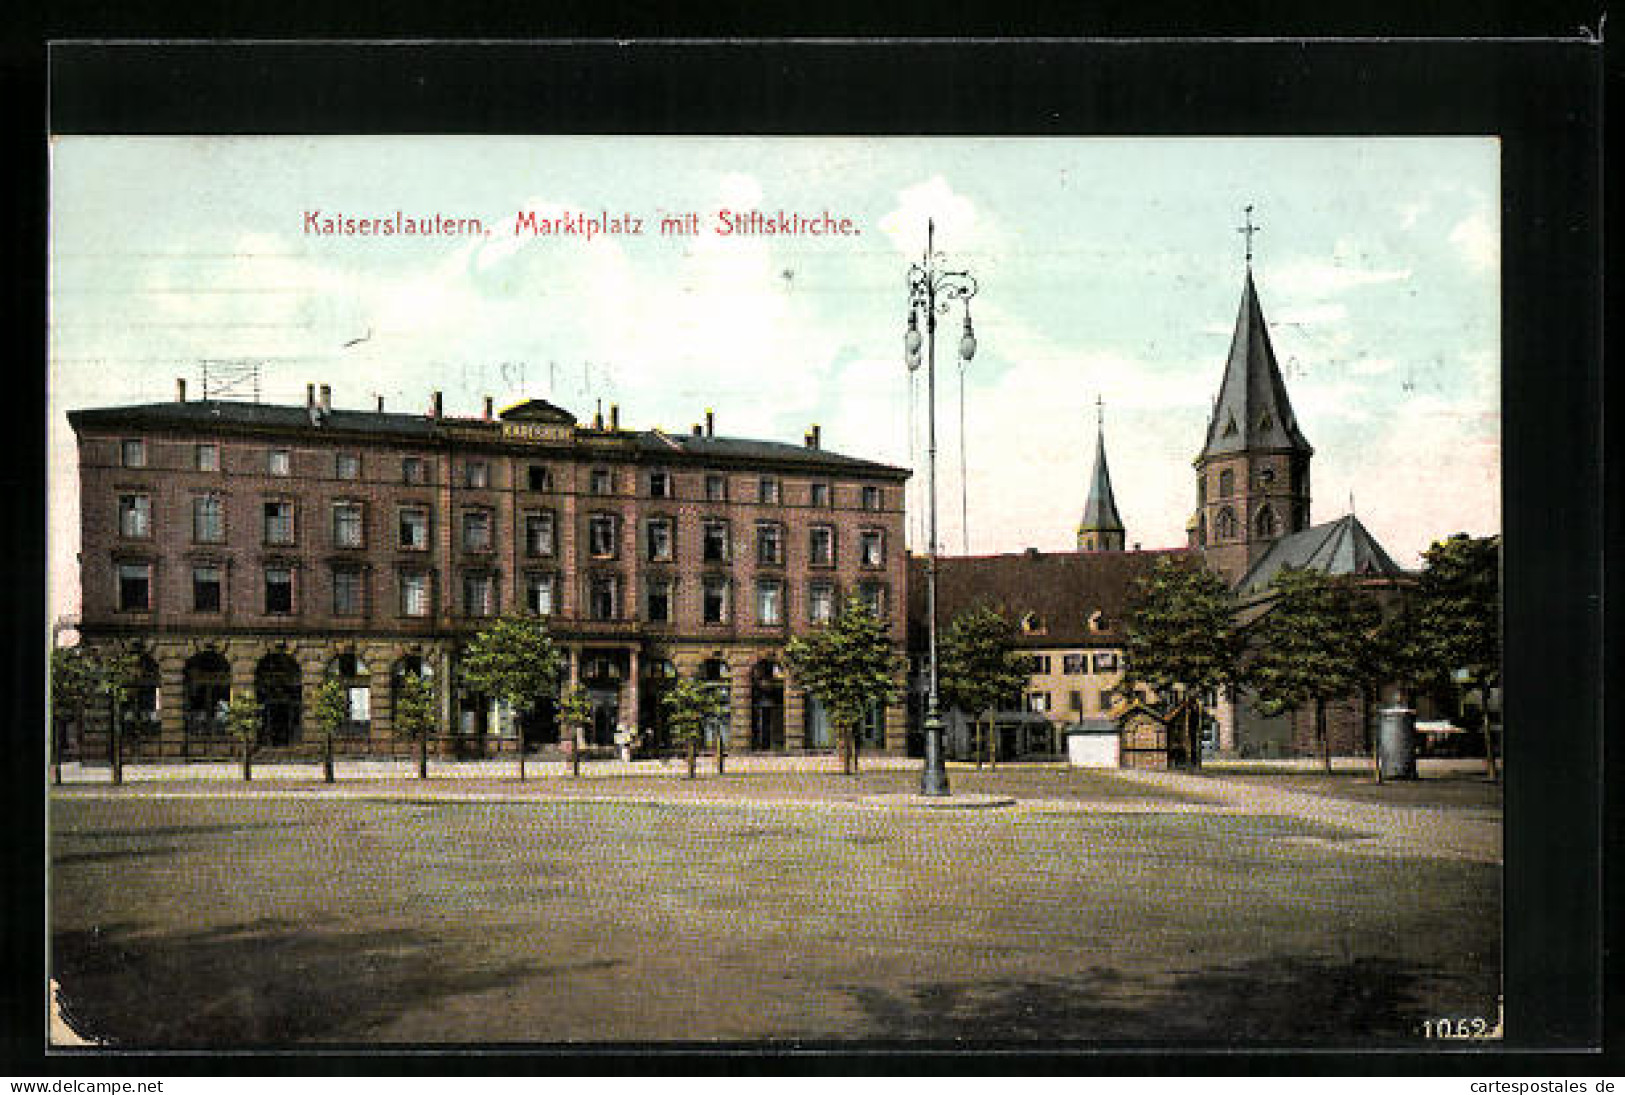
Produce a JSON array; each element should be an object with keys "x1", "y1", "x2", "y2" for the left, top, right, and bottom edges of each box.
[{"x1": 48, "y1": 136, "x2": 1500, "y2": 623}]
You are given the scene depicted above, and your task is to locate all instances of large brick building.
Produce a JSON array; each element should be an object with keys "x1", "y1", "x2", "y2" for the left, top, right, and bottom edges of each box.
[{"x1": 68, "y1": 384, "x2": 910, "y2": 759}]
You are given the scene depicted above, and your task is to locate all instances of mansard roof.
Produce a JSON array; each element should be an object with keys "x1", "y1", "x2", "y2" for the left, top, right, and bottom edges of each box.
[
  {"x1": 1233, "y1": 514, "x2": 1406, "y2": 596},
  {"x1": 68, "y1": 398, "x2": 909, "y2": 477},
  {"x1": 1198, "y1": 270, "x2": 1313, "y2": 462},
  {"x1": 908, "y1": 547, "x2": 1194, "y2": 648}
]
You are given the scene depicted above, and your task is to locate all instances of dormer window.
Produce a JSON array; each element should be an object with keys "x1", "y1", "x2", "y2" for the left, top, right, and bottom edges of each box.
[
  {"x1": 1223, "y1": 413, "x2": 1238, "y2": 438},
  {"x1": 1021, "y1": 612, "x2": 1045, "y2": 635}
]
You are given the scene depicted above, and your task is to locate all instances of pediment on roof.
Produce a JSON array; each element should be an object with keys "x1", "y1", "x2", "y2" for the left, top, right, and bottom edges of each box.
[{"x1": 499, "y1": 399, "x2": 577, "y2": 424}]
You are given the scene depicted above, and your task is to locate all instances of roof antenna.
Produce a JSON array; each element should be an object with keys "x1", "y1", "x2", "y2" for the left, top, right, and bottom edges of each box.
[{"x1": 1237, "y1": 204, "x2": 1260, "y2": 267}]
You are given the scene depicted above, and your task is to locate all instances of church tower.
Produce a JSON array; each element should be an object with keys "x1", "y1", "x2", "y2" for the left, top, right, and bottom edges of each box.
[
  {"x1": 1192, "y1": 214, "x2": 1313, "y2": 585},
  {"x1": 1078, "y1": 397, "x2": 1126, "y2": 552}
]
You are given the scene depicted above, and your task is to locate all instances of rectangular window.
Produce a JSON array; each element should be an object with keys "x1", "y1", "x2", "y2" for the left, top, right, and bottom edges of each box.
[
  {"x1": 527, "y1": 465, "x2": 552, "y2": 492},
  {"x1": 524, "y1": 512, "x2": 556, "y2": 557},
  {"x1": 648, "y1": 470, "x2": 672, "y2": 498},
  {"x1": 756, "y1": 580, "x2": 783, "y2": 626},
  {"x1": 590, "y1": 468, "x2": 612, "y2": 495},
  {"x1": 1029, "y1": 655, "x2": 1053, "y2": 674},
  {"x1": 399, "y1": 507, "x2": 428, "y2": 550},
  {"x1": 862, "y1": 485, "x2": 882, "y2": 511},
  {"x1": 645, "y1": 578, "x2": 672, "y2": 623},
  {"x1": 1098, "y1": 689, "x2": 1115, "y2": 712},
  {"x1": 702, "y1": 520, "x2": 729, "y2": 563},
  {"x1": 758, "y1": 477, "x2": 780, "y2": 504},
  {"x1": 702, "y1": 577, "x2": 730, "y2": 624},
  {"x1": 588, "y1": 575, "x2": 619, "y2": 620},
  {"x1": 1028, "y1": 692, "x2": 1052, "y2": 714},
  {"x1": 1093, "y1": 652, "x2": 1120, "y2": 673},
  {"x1": 193, "y1": 495, "x2": 223, "y2": 542},
  {"x1": 400, "y1": 572, "x2": 429, "y2": 617},
  {"x1": 117, "y1": 563, "x2": 149, "y2": 611},
  {"x1": 263, "y1": 501, "x2": 294, "y2": 545},
  {"x1": 646, "y1": 517, "x2": 674, "y2": 562},
  {"x1": 403, "y1": 457, "x2": 425, "y2": 484},
  {"x1": 858, "y1": 581, "x2": 888, "y2": 618},
  {"x1": 1063, "y1": 653, "x2": 1088, "y2": 675},
  {"x1": 705, "y1": 474, "x2": 727, "y2": 501},
  {"x1": 1069, "y1": 690, "x2": 1084, "y2": 712},
  {"x1": 525, "y1": 573, "x2": 555, "y2": 616},
  {"x1": 462, "y1": 510, "x2": 492, "y2": 551},
  {"x1": 809, "y1": 525, "x2": 835, "y2": 566},
  {"x1": 333, "y1": 502, "x2": 364, "y2": 548},
  {"x1": 589, "y1": 514, "x2": 619, "y2": 558},
  {"x1": 121, "y1": 439, "x2": 146, "y2": 468},
  {"x1": 808, "y1": 581, "x2": 835, "y2": 624},
  {"x1": 118, "y1": 493, "x2": 151, "y2": 538},
  {"x1": 195, "y1": 443, "x2": 218, "y2": 472},
  {"x1": 756, "y1": 522, "x2": 784, "y2": 565},
  {"x1": 192, "y1": 565, "x2": 221, "y2": 612},
  {"x1": 336, "y1": 452, "x2": 360, "y2": 480},
  {"x1": 810, "y1": 482, "x2": 830, "y2": 507},
  {"x1": 462, "y1": 573, "x2": 495, "y2": 617},
  {"x1": 333, "y1": 569, "x2": 363, "y2": 615},
  {"x1": 860, "y1": 529, "x2": 885, "y2": 567},
  {"x1": 265, "y1": 567, "x2": 293, "y2": 614},
  {"x1": 268, "y1": 448, "x2": 291, "y2": 477},
  {"x1": 465, "y1": 461, "x2": 489, "y2": 489}
]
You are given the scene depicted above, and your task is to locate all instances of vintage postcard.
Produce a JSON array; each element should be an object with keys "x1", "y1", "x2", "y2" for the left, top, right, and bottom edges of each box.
[{"x1": 47, "y1": 132, "x2": 1508, "y2": 1050}]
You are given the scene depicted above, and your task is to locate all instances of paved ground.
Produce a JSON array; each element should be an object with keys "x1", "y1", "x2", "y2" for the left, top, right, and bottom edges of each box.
[{"x1": 48, "y1": 761, "x2": 1502, "y2": 1050}]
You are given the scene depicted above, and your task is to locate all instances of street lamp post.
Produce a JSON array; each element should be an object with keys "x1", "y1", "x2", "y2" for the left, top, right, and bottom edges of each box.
[{"x1": 905, "y1": 219, "x2": 978, "y2": 797}]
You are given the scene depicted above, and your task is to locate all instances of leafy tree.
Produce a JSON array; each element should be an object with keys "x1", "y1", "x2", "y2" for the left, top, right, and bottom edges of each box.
[
  {"x1": 50, "y1": 646, "x2": 100, "y2": 785},
  {"x1": 557, "y1": 684, "x2": 595, "y2": 778},
  {"x1": 312, "y1": 675, "x2": 349, "y2": 784},
  {"x1": 784, "y1": 596, "x2": 903, "y2": 775},
  {"x1": 224, "y1": 691, "x2": 263, "y2": 782},
  {"x1": 459, "y1": 616, "x2": 565, "y2": 781},
  {"x1": 661, "y1": 677, "x2": 724, "y2": 780},
  {"x1": 1414, "y1": 533, "x2": 1501, "y2": 781},
  {"x1": 938, "y1": 606, "x2": 1029, "y2": 767},
  {"x1": 1120, "y1": 557, "x2": 1244, "y2": 766},
  {"x1": 1246, "y1": 569, "x2": 1381, "y2": 772},
  {"x1": 394, "y1": 671, "x2": 437, "y2": 780}
]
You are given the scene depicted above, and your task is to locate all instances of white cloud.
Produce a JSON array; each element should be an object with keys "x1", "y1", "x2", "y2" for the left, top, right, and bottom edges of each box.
[{"x1": 1449, "y1": 207, "x2": 1500, "y2": 274}]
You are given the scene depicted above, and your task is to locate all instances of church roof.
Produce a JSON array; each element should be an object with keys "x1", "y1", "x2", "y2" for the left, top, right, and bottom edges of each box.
[
  {"x1": 1198, "y1": 270, "x2": 1313, "y2": 461},
  {"x1": 1234, "y1": 514, "x2": 1406, "y2": 595},
  {"x1": 1079, "y1": 419, "x2": 1125, "y2": 534}
]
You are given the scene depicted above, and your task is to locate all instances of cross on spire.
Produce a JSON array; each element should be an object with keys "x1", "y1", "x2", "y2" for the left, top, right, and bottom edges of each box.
[
  {"x1": 1237, "y1": 204, "x2": 1261, "y2": 266},
  {"x1": 1096, "y1": 394, "x2": 1104, "y2": 430}
]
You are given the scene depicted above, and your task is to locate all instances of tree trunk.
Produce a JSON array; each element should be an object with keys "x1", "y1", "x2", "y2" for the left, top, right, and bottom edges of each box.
[
  {"x1": 517, "y1": 737, "x2": 526, "y2": 783},
  {"x1": 110, "y1": 695, "x2": 123, "y2": 786},
  {"x1": 571, "y1": 724, "x2": 582, "y2": 778},
  {"x1": 242, "y1": 737, "x2": 253, "y2": 782},
  {"x1": 975, "y1": 716, "x2": 984, "y2": 769},
  {"x1": 988, "y1": 719, "x2": 998, "y2": 770},
  {"x1": 1364, "y1": 688, "x2": 1382, "y2": 784},
  {"x1": 323, "y1": 729, "x2": 335, "y2": 784},
  {"x1": 838, "y1": 721, "x2": 853, "y2": 775},
  {"x1": 1189, "y1": 703, "x2": 1204, "y2": 770},
  {"x1": 418, "y1": 733, "x2": 428, "y2": 780},
  {"x1": 716, "y1": 732, "x2": 726, "y2": 776},
  {"x1": 686, "y1": 740, "x2": 697, "y2": 780},
  {"x1": 1316, "y1": 698, "x2": 1331, "y2": 773},
  {"x1": 51, "y1": 716, "x2": 63, "y2": 786},
  {"x1": 1480, "y1": 685, "x2": 1499, "y2": 783}
]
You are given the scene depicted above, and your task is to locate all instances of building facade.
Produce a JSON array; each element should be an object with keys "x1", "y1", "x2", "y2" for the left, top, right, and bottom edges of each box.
[{"x1": 68, "y1": 384, "x2": 911, "y2": 759}]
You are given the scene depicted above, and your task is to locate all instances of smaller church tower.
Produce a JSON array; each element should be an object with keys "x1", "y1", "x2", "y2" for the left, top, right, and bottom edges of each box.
[{"x1": 1078, "y1": 397, "x2": 1126, "y2": 552}]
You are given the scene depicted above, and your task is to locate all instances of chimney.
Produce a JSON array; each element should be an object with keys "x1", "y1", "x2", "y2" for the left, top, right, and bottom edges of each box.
[
  {"x1": 307, "y1": 383, "x2": 316, "y2": 408},
  {"x1": 705, "y1": 409, "x2": 714, "y2": 437},
  {"x1": 376, "y1": 395, "x2": 385, "y2": 413},
  {"x1": 609, "y1": 404, "x2": 620, "y2": 431},
  {"x1": 483, "y1": 395, "x2": 493, "y2": 421},
  {"x1": 319, "y1": 384, "x2": 331, "y2": 413},
  {"x1": 804, "y1": 423, "x2": 821, "y2": 449},
  {"x1": 692, "y1": 423, "x2": 703, "y2": 437},
  {"x1": 175, "y1": 378, "x2": 187, "y2": 403},
  {"x1": 430, "y1": 391, "x2": 443, "y2": 419}
]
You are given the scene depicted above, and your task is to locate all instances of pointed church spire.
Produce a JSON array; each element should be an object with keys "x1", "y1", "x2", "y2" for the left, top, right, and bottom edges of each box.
[
  {"x1": 1078, "y1": 396, "x2": 1126, "y2": 552},
  {"x1": 1198, "y1": 265, "x2": 1314, "y2": 462}
]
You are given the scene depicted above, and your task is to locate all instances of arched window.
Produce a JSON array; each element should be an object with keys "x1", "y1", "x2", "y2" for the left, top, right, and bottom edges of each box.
[
  {"x1": 1218, "y1": 469, "x2": 1234, "y2": 498},
  {"x1": 1255, "y1": 505, "x2": 1278, "y2": 539},
  {"x1": 327, "y1": 651, "x2": 371, "y2": 736},
  {"x1": 1197, "y1": 513, "x2": 1208, "y2": 547},
  {"x1": 1216, "y1": 506, "x2": 1238, "y2": 540},
  {"x1": 699, "y1": 658, "x2": 730, "y2": 746}
]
